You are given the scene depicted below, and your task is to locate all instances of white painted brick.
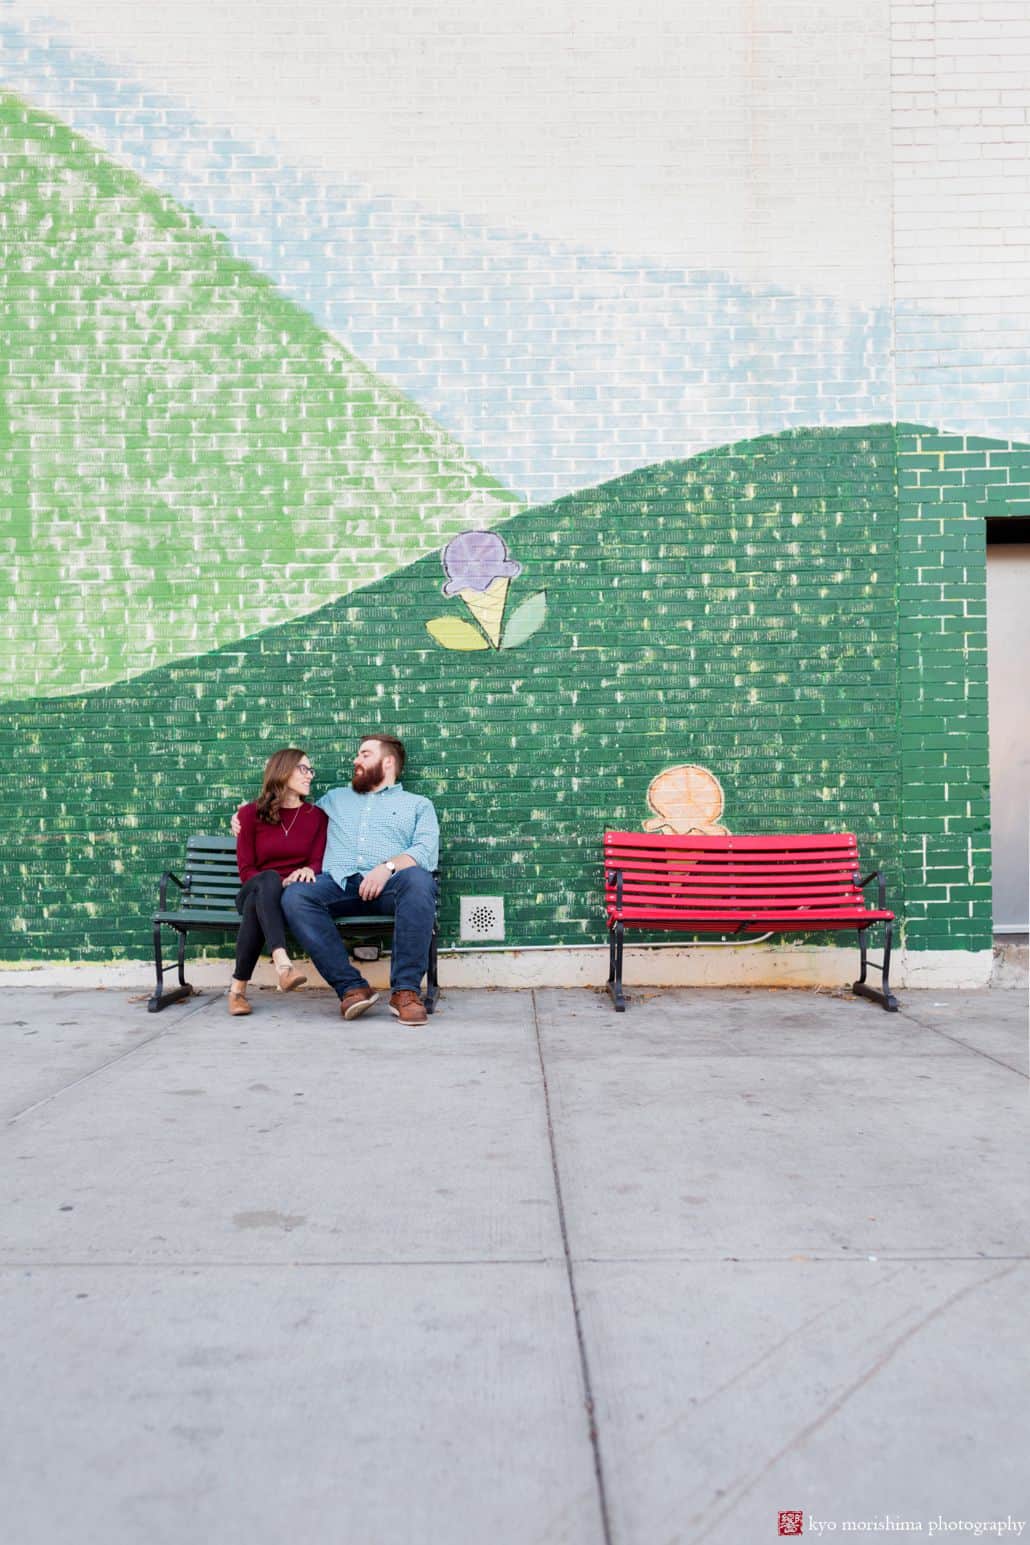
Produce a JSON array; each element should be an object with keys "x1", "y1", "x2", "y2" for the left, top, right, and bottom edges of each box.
[{"x1": 892, "y1": 0, "x2": 1030, "y2": 439}]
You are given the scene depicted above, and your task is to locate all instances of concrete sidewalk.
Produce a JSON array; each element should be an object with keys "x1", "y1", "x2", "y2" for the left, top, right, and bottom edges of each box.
[{"x1": 1, "y1": 983, "x2": 1027, "y2": 1545}]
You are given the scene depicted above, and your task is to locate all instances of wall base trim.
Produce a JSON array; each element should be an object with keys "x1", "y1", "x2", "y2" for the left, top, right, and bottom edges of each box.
[{"x1": 0, "y1": 945, "x2": 996, "y2": 993}]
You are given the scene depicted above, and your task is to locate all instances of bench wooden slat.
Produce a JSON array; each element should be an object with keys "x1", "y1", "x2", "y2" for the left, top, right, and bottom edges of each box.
[
  {"x1": 611, "y1": 902, "x2": 895, "y2": 914},
  {"x1": 606, "y1": 832, "x2": 860, "y2": 845},
  {"x1": 156, "y1": 910, "x2": 242, "y2": 927},
  {"x1": 613, "y1": 877, "x2": 865, "y2": 894},
  {"x1": 618, "y1": 889, "x2": 872, "y2": 908},
  {"x1": 618, "y1": 873, "x2": 865, "y2": 891},
  {"x1": 157, "y1": 902, "x2": 240, "y2": 917}
]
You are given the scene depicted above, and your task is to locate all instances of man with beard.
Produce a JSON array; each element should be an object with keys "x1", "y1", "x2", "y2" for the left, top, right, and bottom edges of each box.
[{"x1": 279, "y1": 734, "x2": 439, "y2": 1024}]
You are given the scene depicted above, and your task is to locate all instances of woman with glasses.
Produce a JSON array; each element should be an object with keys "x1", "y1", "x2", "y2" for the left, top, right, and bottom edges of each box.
[{"x1": 228, "y1": 747, "x2": 329, "y2": 1016}]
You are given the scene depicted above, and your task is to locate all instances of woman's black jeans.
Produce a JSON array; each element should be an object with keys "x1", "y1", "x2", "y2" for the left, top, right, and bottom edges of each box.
[{"x1": 234, "y1": 870, "x2": 288, "y2": 981}]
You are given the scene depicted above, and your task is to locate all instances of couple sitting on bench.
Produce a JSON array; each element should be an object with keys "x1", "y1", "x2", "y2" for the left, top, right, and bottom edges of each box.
[{"x1": 229, "y1": 734, "x2": 438, "y2": 1026}]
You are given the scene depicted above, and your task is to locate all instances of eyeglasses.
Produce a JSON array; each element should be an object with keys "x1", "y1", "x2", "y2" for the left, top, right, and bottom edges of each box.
[{"x1": 295, "y1": 765, "x2": 315, "y2": 776}]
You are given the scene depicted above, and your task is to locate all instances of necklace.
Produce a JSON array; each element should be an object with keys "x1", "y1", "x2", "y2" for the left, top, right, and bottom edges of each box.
[{"x1": 280, "y1": 805, "x2": 303, "y2": 838}]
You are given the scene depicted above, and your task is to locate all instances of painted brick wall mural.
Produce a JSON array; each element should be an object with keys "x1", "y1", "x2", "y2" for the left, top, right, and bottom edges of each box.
[{"x1": 2, "y1": 1, "x2": 1028, "y2": 971}]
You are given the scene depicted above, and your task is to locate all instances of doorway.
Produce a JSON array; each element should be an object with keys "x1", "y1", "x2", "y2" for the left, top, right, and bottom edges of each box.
[{"x1": 986, "y1": 520, "x2": 1030, "y2": 933}]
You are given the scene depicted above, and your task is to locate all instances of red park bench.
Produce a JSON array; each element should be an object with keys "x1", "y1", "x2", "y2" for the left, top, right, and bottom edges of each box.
[{"x1": 603, "y1": 831, "x2": 898, "y2": 1014}]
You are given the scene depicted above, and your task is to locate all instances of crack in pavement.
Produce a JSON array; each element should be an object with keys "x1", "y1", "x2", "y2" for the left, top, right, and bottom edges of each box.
[
  {"x1": 3, "y1": 991, "x2": 221, "y2": 1127},
  {"x1": 686, "y1": 1261, "x2": 1021, "y2": 1542}
]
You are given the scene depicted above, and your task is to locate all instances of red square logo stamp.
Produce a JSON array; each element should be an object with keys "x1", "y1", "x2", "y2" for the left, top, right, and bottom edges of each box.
[{"x1": 778, "y1": 1514, "x2": 804, "y2": 1537}]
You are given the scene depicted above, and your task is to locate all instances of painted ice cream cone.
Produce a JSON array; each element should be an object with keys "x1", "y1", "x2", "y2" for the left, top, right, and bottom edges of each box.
[
  {"x1": 643, "y1": 764, "x2": 728, "y2": 834},
  {"x1": 440, "y1": 529, "x2": 523, "y2": 648},
  {"x1": 459, "y1": 575, "x2": 510, "y2": 646}
]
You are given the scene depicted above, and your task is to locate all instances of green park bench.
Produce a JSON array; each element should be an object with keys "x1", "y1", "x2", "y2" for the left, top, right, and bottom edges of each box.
[{"x1": 150, "y1": 834, "x2": 440, "y2": 1015}]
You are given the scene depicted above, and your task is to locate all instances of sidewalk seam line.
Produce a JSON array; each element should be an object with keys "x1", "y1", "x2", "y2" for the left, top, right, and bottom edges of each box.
[
  {"x1": 531, "y1": 988, "x2": 614, "y2": 1545},
  {"x1": 895, "y1": 1007, "x2": 1030, "y2": 1079},
  {"x1": 3, "y1": 991, "x2": 220, "y2": 1127},
  {"x1": 2, "y1": 1253, "x2": 1028, "y2": 1270}
]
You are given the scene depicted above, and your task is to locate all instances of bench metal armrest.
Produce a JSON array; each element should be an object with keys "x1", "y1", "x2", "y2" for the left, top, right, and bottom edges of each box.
[
  {"x1": 158, "y1": 870, "x2": 186, "y2": 912},
  {"x1": 857, "y1": 869, "x2": 887, "y2": 910},
  {"x1": 606, "y1": 868, "x2": 624, "y2": 909}
]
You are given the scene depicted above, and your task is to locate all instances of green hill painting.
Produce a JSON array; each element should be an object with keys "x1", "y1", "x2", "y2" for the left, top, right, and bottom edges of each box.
[
  {"x1": 3, "y1": 425, "x2": 912, "y2": 961},
  {"x1": 0, "y1": 95, "x2": 517, "y2": 700}
]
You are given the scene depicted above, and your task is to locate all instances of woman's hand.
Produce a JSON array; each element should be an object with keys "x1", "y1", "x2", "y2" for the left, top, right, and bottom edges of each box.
[
  {"x1": 230, "y1": 805, "x2": 245, "y2": 839},
  {"x1": 283, "y1": 867, "x2": 316, "y2": 886}
]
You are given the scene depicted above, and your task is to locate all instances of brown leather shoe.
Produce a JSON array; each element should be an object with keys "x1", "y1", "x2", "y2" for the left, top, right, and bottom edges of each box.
[
  {"x1": 389, "y1": 990, "x2": 428, "y2": 1025},
  {"x1": 339, "y1": 986, "x2": 379, "y2": 1020},
  {"x1": 228, "y1": 990, "x2": 252, "y2": 1017},
  {"x1": 276, "y1": 965, "x2": 308, "y2": 993}
]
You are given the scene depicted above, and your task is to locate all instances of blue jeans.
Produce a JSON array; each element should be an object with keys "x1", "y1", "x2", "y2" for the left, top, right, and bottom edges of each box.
[{"x1": 281, "y1": 868, "x2": 437, "y2": 998}]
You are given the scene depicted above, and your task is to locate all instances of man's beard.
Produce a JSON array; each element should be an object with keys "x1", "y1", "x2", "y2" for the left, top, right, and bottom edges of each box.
[{"x1": 351, "y1": 759, "x2": 384, "y2": 793}]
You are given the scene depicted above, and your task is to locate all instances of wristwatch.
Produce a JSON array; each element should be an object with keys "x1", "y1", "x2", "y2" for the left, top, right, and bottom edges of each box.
[{"x1": 384, "y1": 860, "x2": 397, "y2": 874}]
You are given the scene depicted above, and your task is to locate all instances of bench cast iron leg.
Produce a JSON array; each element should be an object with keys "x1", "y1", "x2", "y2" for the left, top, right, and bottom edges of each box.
[
  {"x1": 606, "y1": 921, "x2": 626, "y2": 1012},
  {"x1": 148, "y1": 924, "x2": 195, "y2": 1013},
  {"x1": 852, "y1": 921, "x2": 899, "y2": 1013},
  {"x1": 425, "y1": 921, "x2": 440, "y2": 1015}
]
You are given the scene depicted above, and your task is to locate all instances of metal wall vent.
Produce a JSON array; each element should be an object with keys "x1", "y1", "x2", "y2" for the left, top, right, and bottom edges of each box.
[{"x1": 459, "y1": 896, "x2": 505, "y2": 942}]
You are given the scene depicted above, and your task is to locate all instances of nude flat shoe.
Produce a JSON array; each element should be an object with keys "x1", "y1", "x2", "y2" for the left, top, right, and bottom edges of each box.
[
  {"x1": 228, "y1": 989, "x2": 252, "y2": 1016},
  {"x1": 276, "y1": 966, "x2": 308, "y2": 993}
]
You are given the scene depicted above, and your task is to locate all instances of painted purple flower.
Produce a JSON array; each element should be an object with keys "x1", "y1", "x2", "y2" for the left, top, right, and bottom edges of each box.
[{"x1": 441, "y1": 530, "x2": 522, "y2": 596}]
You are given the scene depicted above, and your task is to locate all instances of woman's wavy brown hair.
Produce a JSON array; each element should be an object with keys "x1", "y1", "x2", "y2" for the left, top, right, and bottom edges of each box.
[{"x1": 254, "y1": 747, "x2": 310, "y2": 825}]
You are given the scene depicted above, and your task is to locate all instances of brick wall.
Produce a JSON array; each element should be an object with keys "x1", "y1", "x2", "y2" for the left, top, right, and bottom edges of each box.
[
  {"x1": 6, "y1": 425, "x2": 904, "y2": 960},
  {"x1": 892, "y1": 0, "x2": 1030, "y2": 441},
  {"x1": 891, "y1": 1, "x2": 1030, "y2": 950},
  {"x1": 0, "y1": 2, "x2": 1027, "y2": 965},
  {"x1": 898, "y1": 429, "x2": 1030, "y2": 951}
]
